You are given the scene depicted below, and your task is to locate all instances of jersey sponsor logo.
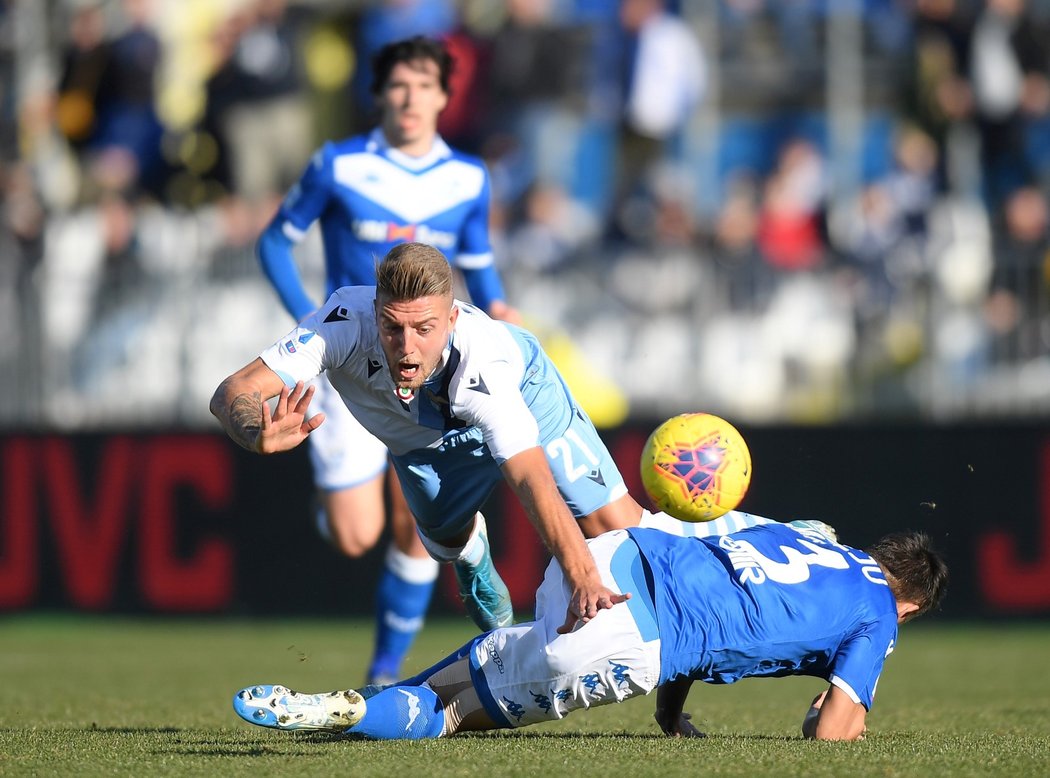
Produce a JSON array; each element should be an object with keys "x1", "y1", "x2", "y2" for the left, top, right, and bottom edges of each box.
[
  {"x1": 351, "y1": 219, "x2": 456, "y2": 249},
  {"x1": 324, "y1": 306, "x2": 350, "y2": 323}
]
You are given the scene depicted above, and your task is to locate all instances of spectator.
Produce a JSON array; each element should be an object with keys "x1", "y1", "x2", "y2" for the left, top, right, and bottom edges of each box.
[
  {"x1": 966, "y1": 0, "x2": 1050, "y2": 206},
  {"x1": 985, "y1": 185, "x2": 1050, "y2": 361},
  {"x1": 756, "y1": 138, "x2": 826, "y2": 272},
  {"x1": 482, "y1": 0, "x2": 589, "y2": 202},
  {"x1": 205, "y1": 0, "x2": 314, "y2": 203},
  {"x1": 614, "y1": 0, "x2": 705, "y2": 208},
  {"x1": 56, "y1": 0, "x2": 164, "y2": 199}
]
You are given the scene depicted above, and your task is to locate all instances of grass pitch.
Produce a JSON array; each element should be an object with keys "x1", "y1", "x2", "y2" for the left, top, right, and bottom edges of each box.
[{"x1": 1, "y1": 616, "x2": 1048, "y2": 776}]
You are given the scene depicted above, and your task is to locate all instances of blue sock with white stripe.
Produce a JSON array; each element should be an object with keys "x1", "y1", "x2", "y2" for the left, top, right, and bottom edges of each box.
[
  {"x1": 349, "y1": 684, "x2": 446, "y2": 740},
  {"x1": 368, "y1": 547, "x2": 439, "y2": 683}
]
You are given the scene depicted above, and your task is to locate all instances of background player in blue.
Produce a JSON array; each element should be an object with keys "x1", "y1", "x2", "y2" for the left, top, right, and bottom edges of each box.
[
  {"x1": 232, "y1": 524, "x2": 948, "y2": 742},
  {"x1": 255, "y1": 36, "x2": 519, "y2": 685}
]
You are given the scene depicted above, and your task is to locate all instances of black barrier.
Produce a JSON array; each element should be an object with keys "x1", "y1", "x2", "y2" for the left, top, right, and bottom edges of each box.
[{"x1": 2, "y1": 425, "x2": 1049, "y2": 618}]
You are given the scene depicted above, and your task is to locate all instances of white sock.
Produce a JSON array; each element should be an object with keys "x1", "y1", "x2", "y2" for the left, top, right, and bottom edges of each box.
[
  {"x1": 457, "y1": 513, "x2": 487, "y2": 567},
  {"x1": 385, "y1": 546, "x2": 440, "y2": 583},
  {"x1": 418, "y1": 513, "x2": 487, "y2": 565}
]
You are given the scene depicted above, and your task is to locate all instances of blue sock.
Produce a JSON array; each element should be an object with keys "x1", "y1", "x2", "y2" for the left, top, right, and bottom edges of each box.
[
  {"x1": 369, "y1": 548, "x2": 438, "y2": 682},
  {"x1": 351, "y1": 685, "x2": 446, "y2": 740}
]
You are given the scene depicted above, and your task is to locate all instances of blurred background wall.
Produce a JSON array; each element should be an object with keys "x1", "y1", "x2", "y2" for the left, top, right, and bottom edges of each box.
[{"x1": 2, "y1": 0, "x2": 1049, "y2": 617}]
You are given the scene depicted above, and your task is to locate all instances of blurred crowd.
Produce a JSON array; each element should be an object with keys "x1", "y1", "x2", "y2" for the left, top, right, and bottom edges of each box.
[{"x1": 4, "y1": 0, "x2": 1050, "y2": 428}]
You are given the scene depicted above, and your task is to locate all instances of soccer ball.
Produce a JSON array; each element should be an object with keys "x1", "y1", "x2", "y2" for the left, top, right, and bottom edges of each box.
[{"x1": 640, "y1": 413, "x2": 752, "y2": 522}]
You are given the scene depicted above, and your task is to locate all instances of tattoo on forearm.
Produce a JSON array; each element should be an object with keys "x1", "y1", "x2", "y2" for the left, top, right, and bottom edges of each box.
[{"x1": 227, "y1": 391, "x2": 263, "y2": 451}]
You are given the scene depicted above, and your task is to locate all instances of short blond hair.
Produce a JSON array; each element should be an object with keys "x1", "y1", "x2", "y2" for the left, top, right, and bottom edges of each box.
[{"x1": 375, "y1": 242, "x2": 453, "y2": 301}]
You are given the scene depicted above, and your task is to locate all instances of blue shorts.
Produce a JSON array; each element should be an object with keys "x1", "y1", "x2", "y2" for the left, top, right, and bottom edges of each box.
[{"x1": 391, "y1": 406, "x2": 627, "y2": 542}]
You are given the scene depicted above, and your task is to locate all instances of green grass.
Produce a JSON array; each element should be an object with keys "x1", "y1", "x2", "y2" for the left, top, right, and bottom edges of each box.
[{"x1": 1, "y1": 617, "x2": 1048, "y2": 776}]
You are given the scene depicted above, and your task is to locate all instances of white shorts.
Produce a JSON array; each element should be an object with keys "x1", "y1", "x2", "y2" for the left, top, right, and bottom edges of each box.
[
  {"x1": 468, "y1": 530, "x2": 662, "y2": 727},
  {"x1": 307, "y1": 374, "x2": 388, "y2": 491}
]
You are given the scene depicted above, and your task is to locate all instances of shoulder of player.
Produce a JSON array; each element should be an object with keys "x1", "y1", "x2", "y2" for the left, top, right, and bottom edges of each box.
[
  {"x1": 314, "y1": 135, "x2": 371, "y2": 169},
  {"x1": 447, "y1": 308, "x2": 521, "y2": 390},
  {"x1": 442, "y1": 145, "x2": 489, "y2": 174},
  {"x1": 314, "y1": 286, "x2": 377, "y2": 326}
]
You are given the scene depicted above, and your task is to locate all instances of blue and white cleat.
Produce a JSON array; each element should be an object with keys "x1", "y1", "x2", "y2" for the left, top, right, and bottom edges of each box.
[
  {"x1": 233, "y1": 684, "x2": 365, "y2": 733},
  {"x1": 453, "y1": 514, "x2": 514, "y2": 630},
  {"x1": 789, "y1": 519, "x2": 839, "y2": 543}
]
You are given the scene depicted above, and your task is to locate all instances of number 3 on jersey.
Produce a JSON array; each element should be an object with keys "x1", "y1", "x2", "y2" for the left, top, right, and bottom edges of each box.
[{"x1": 719, "y1": 535, "x2": 857, "y2": 586}]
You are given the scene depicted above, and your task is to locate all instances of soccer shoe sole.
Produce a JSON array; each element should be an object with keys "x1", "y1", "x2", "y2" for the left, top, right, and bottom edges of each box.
[{"x1": 233, "y1": 684, "x2": 365, "y2": 733}]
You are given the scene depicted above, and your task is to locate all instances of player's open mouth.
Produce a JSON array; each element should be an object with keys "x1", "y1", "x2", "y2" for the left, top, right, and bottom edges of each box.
[{"x1": 398, "y1": 363, "x2": 420, "y2": 379}]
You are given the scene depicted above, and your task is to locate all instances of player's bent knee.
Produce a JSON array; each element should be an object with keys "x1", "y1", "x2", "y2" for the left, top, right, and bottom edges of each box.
[{"x1": 317, "y1": 507, "x2": 384, "y2": 558}]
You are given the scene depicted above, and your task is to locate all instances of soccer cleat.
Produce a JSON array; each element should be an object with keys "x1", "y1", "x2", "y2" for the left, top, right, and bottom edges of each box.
[
  {"x1": 453, "y1": 521, "x2": 514, "y2": 630},
  {"x1": 789, "y1": 519, "x2": 839, "y2": 543},
  {"x1": 233, "y1": 684, "x2": 365, "y2": 733}
]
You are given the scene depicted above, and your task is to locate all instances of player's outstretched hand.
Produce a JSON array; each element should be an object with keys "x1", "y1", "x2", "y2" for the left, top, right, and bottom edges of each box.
[
  {"x1": 256, "y1": 381, "x2": 325, "y2": 454},
  {"x1": 487, "y1": 300, "x2": 522, "y2": 326},
  {"x1": 557, "y1": 582, "x2": 630, "y2": 634},
  {"x1": 655, "y1": 709, "x2": 706, "y2": 738}
]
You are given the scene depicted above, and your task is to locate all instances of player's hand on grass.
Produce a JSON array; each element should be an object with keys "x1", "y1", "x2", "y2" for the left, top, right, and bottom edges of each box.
[
  {"x1": 557, "y1": 581, "x2": 630, "y2": 634},
  {"x1": 655, "y1": 709, "x2": 706, "y2": 738},
  {"x1": 256, "y1": 381, "x2": 324, "y2": 453}
]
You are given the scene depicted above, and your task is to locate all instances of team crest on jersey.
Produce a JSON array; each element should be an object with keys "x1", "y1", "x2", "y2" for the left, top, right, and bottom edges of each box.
[{"x1": 284, "y1": 340, "x2": 296, "y2": 353}]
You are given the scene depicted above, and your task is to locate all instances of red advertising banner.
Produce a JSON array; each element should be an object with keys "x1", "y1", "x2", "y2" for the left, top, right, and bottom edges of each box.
[{"x1": 1, "y1": 424, "x2": 1048, "y2": 618}]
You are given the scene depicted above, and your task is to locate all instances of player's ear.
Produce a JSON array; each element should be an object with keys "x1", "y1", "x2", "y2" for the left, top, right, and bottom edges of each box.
[
  {"x1": 449, "y1": 302, "x2": 460, "y2": 328},
  {"x1": 897, "y1": 600, "x2": 921, "y2": 624}
]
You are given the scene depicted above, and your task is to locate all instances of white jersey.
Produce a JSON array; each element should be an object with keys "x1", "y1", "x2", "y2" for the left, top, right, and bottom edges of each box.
[{"x1": 260, "y1": 286, "x2": 540, "y2": 460}]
